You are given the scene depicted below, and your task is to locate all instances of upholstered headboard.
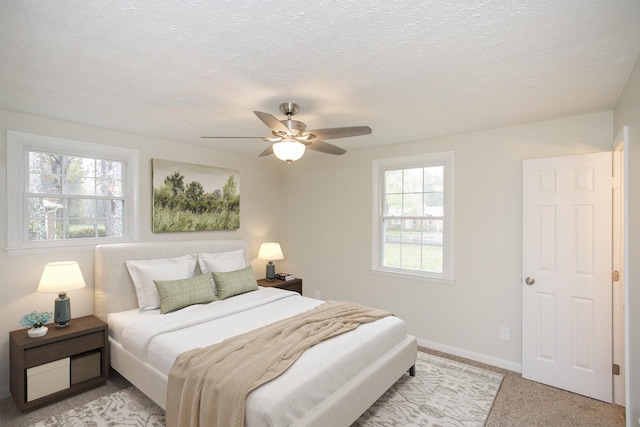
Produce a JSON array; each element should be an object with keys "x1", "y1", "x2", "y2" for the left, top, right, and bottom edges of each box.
[{"x1": 94, "y1": 240, "x2": 249, "y2": 321}]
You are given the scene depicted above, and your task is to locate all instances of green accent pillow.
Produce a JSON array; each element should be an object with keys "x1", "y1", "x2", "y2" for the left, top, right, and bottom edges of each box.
[
  {"x1": 154, "y1": 273, "x2": 217, "y2": 314},
  {"x1": 212, "y1": 266, "x2": 259, "y2": 299}
]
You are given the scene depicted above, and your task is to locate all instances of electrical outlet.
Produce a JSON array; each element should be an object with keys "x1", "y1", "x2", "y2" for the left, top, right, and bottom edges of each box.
[
  {"x1": 314, "y1": 290, "x2": 321, "y2": 299},
  {"x1": 500, "y1": 326, "x2": 511, "y2": 341}
]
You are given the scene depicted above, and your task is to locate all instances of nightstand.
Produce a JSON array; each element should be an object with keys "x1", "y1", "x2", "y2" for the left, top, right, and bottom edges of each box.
[
  {"x1": 9, "y1": 315, "x2": 109, "y2": 412},
  {"x1": 258, "y1": 277, "x2": 303, "y2": 295}
]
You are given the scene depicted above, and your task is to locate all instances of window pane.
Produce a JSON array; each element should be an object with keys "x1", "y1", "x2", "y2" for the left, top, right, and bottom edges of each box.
[
  {"x1": 383, "y1": 242, "x2": 401, "y2": 268},
  {"x1": 400, "y1": 219, "x2": 421, "y2": 270},
  {"x1": 403, "y1": 168, "x2": 423, "y2": 193},
  {"x1": 80, "y1": 158, "x2": 96, "y2": 177},
  {"x1": 29, "y1": 197, "x2": 62, "y2": 217},
  {"x1": 384, "y1": 194, "x2": 402, "y2": 216},
  {"x1": 67, "y1": 199, "x2": 96, "y2": 218},
  {"x1": 422, "y1": 245, "x2": 443, "y2": 273},
  {"x1": 399, "y1": 242, "x2": 421, "y2": 270},
  {"x1": 96, "y1": 179, "x2": 122, "y2": 196},
  {"x1": 422, "y1": 219, "x2": 443, "y2": 243},
  {"x1": 29, "y1": 173, "x2": 61, "y2": 194},
  {"x1": 29, "y1": 152, "x2": 62, "y2": 175},
  {"x1": 95, "y1": 218, "x2": 123, "y2": 238},
  {"x1": 63, "y1": 176, "x2": 96, "y2": 195},
  {"x1": 383, "y1": 219, "x2": 401, "y2": 267},
  {"x1": 421, "y1": 220, "x2": 443, "y2": 272},
  {"x1": 97, "y1": 200, "x2": 124, "y2": 238},
  {"x1": 384, "y1": 170, "x2": 402, "y2": 194},
  {"x1": 67, "y1": 218, "x2": 97, "y2": 239},
  {"x1": 97, "y1": 159, "x2": 122, "y2": 178},
  {"x1": 96, "y1": 160, "x2": 122, "y2": 196},
  {"x1": 424, "y1": 192, "x2": 443, "y2": 216},
  {"x1": 402, "y1": 193, "x2": 423, "y2": 216},
  {"x1": 28, "y1": 219, "x2": 47, "y2": 241},
  {"x1": 424, "y1": 166, "x2": 443, "y2": 192}
]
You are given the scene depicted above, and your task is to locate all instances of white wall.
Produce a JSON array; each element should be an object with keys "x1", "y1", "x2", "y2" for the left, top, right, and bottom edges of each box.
[
  {"x1": 280, "y1": 111, "x2": 613, "y2": 369},
  {"x1": 0, "y1": 109, "x2": 283, "y2": 398},
  {"x1": 614, "y1": 57, "x2": 640, "y2": 426}
]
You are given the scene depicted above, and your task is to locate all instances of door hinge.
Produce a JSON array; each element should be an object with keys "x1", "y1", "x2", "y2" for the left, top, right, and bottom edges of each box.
[
  {"x1": 612, "y1": 176, "x2": 621, "y2": 188},
  {"x1": 613, "y1": 364, "x2": 620, "y2": 375},
  {"x1": 612, "y1": 270, "x2": 620, "y2": 282}
]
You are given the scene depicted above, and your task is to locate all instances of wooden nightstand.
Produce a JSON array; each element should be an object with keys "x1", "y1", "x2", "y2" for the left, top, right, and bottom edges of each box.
[
  {"x1": 9, "y1": 315, "x2": 109, "y2": 412},
  {"x1": 258, "y1": 277, "x2": 303, "y2": 295}
]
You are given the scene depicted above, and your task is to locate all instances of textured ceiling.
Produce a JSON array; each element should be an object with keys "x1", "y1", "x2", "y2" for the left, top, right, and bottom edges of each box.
[{"x1": 1, "y1": 1, "x2": 639, "y2": 157}]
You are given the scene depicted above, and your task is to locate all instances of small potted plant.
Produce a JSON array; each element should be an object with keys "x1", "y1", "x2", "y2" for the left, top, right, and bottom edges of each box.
[{"x1": 19, "y1": 311, "x2": 53, "y2": 338}]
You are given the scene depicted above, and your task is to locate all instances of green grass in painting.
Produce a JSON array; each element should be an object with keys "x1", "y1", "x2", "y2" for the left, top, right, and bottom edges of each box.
[{"x1": 153, "y1": 206, "x2": 239, "y2": 232}]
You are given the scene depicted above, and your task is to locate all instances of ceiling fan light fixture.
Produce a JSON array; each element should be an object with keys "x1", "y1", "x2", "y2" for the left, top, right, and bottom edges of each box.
[{"x1": 273, "y1": 139, "x2": 305, "y2": 163}]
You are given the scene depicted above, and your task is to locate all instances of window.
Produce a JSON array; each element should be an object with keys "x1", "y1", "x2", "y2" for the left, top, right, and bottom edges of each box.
[
  {"x1": 7, "y1": 131, "x2": 139, "y2": 252},
  {"x1": 372, "y1": 152, "x2": 454, "y2": 281}
]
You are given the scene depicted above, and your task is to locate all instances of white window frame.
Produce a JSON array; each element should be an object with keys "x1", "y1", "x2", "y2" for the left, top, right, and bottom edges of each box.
[
  {"x1": 371, "y1": 151, "x2": 455, "y2": 282},
  {"x1": 6, "y1": 130, "x2": 139, "y2": 253}
]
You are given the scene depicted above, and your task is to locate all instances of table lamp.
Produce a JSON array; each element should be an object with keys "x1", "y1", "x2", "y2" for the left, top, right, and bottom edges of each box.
[
  {"x1": 37, "y1": 261, "x2": 86, "y2": 328},
  {"x1": 257, "y1": 243, "x2": 284, "y2": 281}
]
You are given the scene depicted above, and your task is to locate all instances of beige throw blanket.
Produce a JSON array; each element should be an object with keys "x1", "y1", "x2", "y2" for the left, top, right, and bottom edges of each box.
[{"x1": 166, "y1": 300, "x2": 392, "y2": 427}]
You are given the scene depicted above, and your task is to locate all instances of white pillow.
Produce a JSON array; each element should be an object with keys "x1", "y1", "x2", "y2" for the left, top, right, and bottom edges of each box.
[
  {"x1": 198, "y1": 249, "x2": 246, "y2": 274},
  {"x1": 126, "y1": 254, "x2": 197, "y2": 310}
]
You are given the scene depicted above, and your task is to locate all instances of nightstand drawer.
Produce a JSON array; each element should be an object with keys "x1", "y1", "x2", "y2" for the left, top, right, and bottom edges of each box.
[
  {"x1": 71, "y1": 351, "x2": 101, "y2": 385},
  {"x1": 257, "y1": 278, "x2": 303, "y2": 295},
  {"x1": 27, "y1": 358, "x2": 70, "y2": 402},
  {"x1": 278, "y1": 282, "x2": 302, "y2": 294},
  {"x1": 24, "y1": 331, "x2": 105, "y2": 368}
]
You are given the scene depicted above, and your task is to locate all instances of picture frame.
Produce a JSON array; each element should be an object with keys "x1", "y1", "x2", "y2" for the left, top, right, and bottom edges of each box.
[{"x1": 152, "y1": 159, "x2": 240, "y2": 232}]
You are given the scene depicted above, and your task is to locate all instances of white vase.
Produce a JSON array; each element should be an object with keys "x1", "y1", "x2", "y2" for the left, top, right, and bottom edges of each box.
[{"x1": 27, "y1": 326, "x2": 48, "y2": 338}]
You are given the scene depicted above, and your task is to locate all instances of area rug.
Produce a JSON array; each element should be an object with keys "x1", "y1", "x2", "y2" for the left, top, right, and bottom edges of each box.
[{"x1": 31, "y1": 352, "x2": 503, "y2": 427}]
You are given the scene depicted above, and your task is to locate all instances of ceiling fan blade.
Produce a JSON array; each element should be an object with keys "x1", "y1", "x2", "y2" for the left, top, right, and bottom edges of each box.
[
  {"x1": 254, "y1": 111, "x2": 292, "y2": 135},
  {"x1": 305, "y1": 126, "x2": 372, "y2": 140},
  {"x1": 258, "y1": 145, "x2": 274, "y2": 157},
  {"x1": 305, "y1": 140, "x2": 347, "y2": 155},
  {"x1": 201, "y1": 136, "x2": 264, "y2": 139}
]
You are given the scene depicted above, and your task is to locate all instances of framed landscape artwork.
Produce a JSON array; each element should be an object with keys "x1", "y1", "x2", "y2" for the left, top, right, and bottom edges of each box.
[{"x1": 152, "y1": 159, "x2": 240, "y2": 232}]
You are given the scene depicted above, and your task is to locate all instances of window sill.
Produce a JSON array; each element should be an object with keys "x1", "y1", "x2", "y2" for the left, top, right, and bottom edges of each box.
[
  {"x1": 5, "y1": 238, "x2": 136, "y2": 256},
  {"x1": 370, "y1": 267, "x2": 455, "y2": 285}
]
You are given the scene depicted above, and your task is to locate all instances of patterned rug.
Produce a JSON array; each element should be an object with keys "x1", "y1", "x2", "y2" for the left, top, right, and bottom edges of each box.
[{"x1": 31, "y1": 352, "x2": 503, "y2": 427}]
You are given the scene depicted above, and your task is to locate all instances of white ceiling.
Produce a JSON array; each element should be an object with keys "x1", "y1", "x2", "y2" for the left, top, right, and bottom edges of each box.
[{"x1": 1, "y1": 1, "x2": 639, "y2": 157}]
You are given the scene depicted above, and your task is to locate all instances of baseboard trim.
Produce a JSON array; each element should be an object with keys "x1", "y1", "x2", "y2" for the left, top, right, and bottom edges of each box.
[{"x1": 417, "y1": 338, "x2": 522, "y2": 373}]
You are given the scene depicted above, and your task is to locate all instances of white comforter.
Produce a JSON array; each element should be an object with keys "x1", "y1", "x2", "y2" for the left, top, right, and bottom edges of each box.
[{"x1": 108, "y1": 287, "x2": 408, "y2": 427}]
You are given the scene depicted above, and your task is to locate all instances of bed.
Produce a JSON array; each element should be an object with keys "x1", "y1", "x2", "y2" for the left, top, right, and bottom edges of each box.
[{"x1": 94, "y1": 239, "x2": 417, "y2": 427}]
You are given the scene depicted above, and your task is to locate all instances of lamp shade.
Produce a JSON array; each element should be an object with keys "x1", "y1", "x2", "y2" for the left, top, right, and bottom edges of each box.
[
  {"x1": 257, "y1": 243, "x2": 284, "y2": 261},
  {"x1": 272, "y1": 140, "x2": 305, "y2": 163},
  {"x1": 37, "y1": 261, "x2": 86, "y2": 293}
]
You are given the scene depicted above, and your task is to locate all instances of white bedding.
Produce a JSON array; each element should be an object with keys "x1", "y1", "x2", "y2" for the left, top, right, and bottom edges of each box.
[{"x1": 108, "y1": 286, "x2": 408, "y2": 427}]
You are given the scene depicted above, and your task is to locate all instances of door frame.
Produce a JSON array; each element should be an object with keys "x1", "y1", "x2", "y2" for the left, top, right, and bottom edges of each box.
[{"x1": 613, "y1": 126, "x2": 627, "y2": 406}]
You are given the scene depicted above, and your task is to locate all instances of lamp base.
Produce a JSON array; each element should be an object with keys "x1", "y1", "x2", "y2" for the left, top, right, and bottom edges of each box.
[
  {"x1": 54, "y1": 292, "x2": 71, "y2": 328},
  {"x1": 266, "y1": 262, "x2": 276, "y2": 281}
]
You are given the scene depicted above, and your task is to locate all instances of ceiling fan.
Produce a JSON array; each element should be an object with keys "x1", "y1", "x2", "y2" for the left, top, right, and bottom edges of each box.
[{"x1": 201, "y1": 102, "x2": 372, "y2": 163}]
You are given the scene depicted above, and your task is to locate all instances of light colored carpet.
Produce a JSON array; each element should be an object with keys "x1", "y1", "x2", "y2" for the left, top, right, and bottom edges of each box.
[
  {"x1": 29, "y1": 387, "x2": 164, "y2": 427},
  {"x1": 29, "y1": 352, "x2": 503, "y2": 427},
  {"x1": 353, "y1": 351, "x2": 503, "y2": 426}
]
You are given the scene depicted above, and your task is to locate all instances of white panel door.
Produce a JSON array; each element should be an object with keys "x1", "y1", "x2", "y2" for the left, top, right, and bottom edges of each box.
[{"x1": 522, "y1": 152, "x2": 612, "y2": 402}]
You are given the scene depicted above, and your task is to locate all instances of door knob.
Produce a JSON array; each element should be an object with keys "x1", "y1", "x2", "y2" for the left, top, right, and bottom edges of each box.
[{"x1": 525, "y1": 277, "x2": 535, "y2": 286}]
